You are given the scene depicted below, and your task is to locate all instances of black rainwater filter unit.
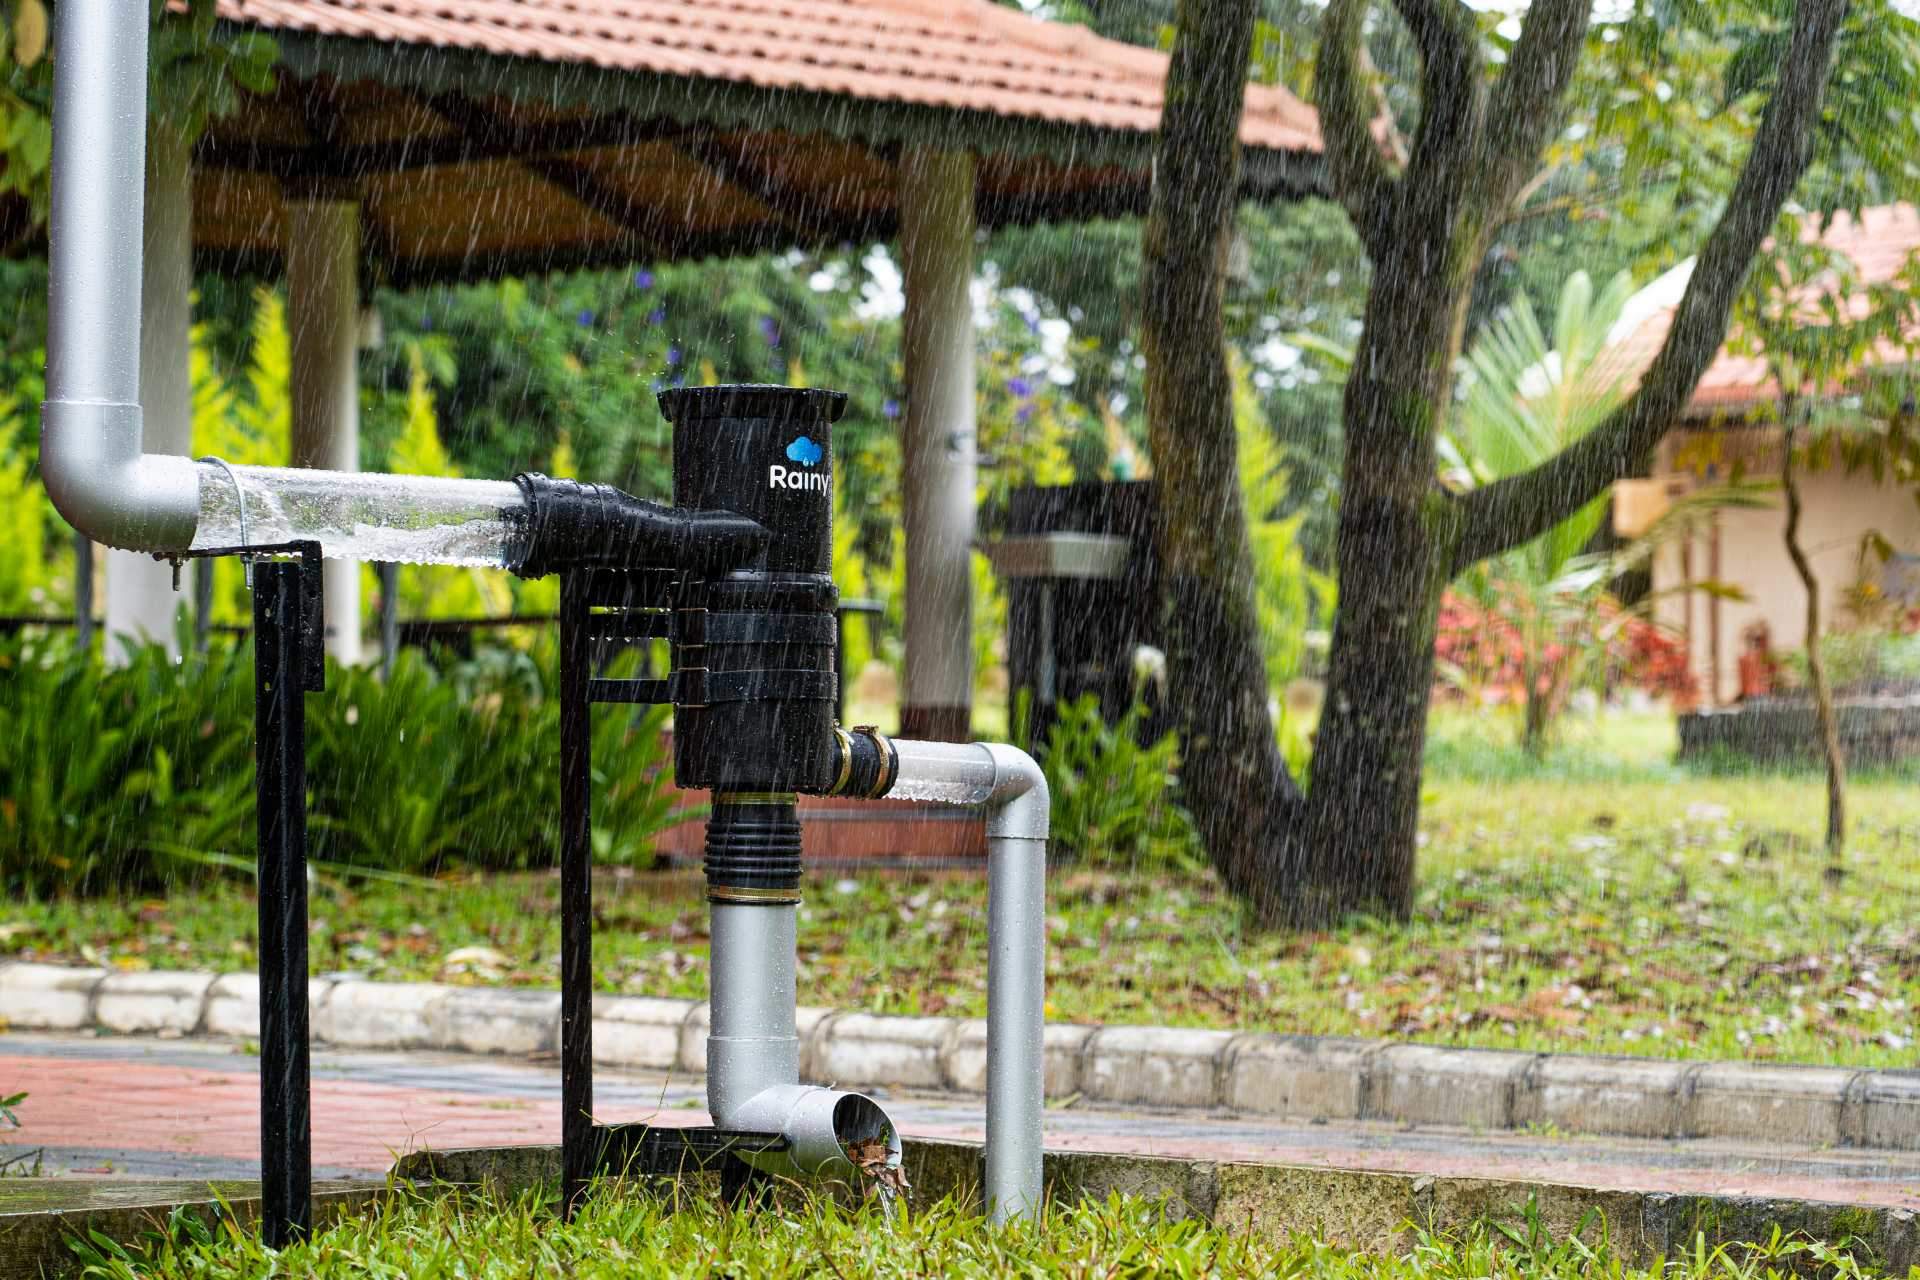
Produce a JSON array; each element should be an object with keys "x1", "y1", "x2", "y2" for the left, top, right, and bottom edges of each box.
[
  {"x1": 545, "y1": 384, "x2": 897, "y2": 1217},
  {"x1": 661, "y1": 385, "x2": 847, "y2": 903}
]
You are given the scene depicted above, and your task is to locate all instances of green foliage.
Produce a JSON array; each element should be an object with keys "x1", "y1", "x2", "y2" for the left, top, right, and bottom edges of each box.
[
  {"x1": 1777, "y1": 630, "x2": 1920, "y2": 695},
  {"x1": 1722, "y1": 0, "x2": 1920, "y2": 218},
  {"x1": 0, "y1": 0, "x2": 52, "y2": 224},
  {"x1": 0, "y1": 637, "x2": 681, "y2": 896},
  {"x1": 1022, "y1": 692, "x2": 1199, "y2": 870},
  {"x1": 1235, "y1": 359, "x2": 1334, "y2": 689},
  {"x1": 0, "y1": 394, "x2": 63, "y2": 614},
  {"x1": 0, "y1": 1, "x2": 275, "y2": 232},
  {"x1": 0, "y1": 635, "x2": 256, "y2": 895},
  {"x1": 148, "y1": 0, "x2": 279, "y2": 149}
]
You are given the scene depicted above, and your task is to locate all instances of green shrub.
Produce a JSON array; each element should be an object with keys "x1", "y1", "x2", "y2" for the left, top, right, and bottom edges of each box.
[
  {"x1": 0, "y1": 636, "x2": 255, "y2": 894},
  {"x1": 1778, "y1": 629, "x2": 1920, "y2": 693},
  {"x1": 0, "y1": 636, "x2": 682, "y2": 895},
  {"x1": 1021, "y1": 692, "x2": 1199, "y2": 870}
]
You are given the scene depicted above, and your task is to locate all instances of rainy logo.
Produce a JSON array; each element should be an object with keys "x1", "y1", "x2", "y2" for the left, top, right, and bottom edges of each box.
[{"x1": 770, "y1": 435, "x2": 828, "y2": 494}]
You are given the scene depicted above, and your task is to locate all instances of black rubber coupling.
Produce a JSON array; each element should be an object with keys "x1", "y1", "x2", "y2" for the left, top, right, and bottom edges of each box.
[
  {"x1": 704, "y1": 793, "x2": 803, "y2": 900},
  {"x1": 826, "y1": 726, "x2": 898, "y2": 799},
  {"x1": 508, "y1": 473, "x2": 768, "y2": 579}
]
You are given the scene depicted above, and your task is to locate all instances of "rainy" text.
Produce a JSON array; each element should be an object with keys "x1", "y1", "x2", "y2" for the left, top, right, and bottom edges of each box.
[{"x1": 768, "y1": 465, "x2": 830, "y2": 494}]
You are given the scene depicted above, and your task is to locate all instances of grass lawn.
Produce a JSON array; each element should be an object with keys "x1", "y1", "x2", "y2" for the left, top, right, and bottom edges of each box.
[
  {"x1": 8, "y1": 712, "x2": 1920, "y2": 1069},
  {"x1": 62, "y1": 1182, "x2": 1891, "y2": 1279}
]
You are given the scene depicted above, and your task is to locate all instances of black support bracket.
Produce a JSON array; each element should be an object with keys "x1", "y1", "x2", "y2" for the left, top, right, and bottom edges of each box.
[{"x1": 167, "y1": 539, "x2": 326, "y2": 1248}]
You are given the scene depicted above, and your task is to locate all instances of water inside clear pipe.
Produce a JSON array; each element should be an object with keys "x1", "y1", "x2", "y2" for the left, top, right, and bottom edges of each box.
[{"x1": 188, "y1": 464, "x2": 526, "y2": 568}]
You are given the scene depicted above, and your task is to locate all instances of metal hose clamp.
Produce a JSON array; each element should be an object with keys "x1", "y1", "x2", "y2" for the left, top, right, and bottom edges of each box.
[
  {"x1": 831, "y1": 726, "x2": 856, "y2": 796},
  {"x1": 853, "y1": 725, "x2": 899, "y2": 798}
]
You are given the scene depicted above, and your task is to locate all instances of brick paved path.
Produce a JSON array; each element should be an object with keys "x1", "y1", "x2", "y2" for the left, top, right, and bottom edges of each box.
[{"x1": 7, "y1": 1033, "x2": 1920, "y2": 1208}]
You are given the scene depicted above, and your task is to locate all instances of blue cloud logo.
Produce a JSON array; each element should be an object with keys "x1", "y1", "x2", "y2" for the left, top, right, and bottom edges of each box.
[{"x1": 786, "y1": 435, "x2": 824, "y2": 467}]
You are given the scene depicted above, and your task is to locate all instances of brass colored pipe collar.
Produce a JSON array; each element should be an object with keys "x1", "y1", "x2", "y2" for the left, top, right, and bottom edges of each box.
[{"x1": 827, "y1": 725, "x2": 898, "y2": 798}]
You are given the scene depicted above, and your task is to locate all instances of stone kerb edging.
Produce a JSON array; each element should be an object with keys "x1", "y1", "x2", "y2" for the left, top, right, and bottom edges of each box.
[{"x1": 5, "y1": 960, "x2": 1916, "y2": 1151}]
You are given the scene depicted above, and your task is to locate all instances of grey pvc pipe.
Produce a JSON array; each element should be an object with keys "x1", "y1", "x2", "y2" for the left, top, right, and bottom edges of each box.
[
  {"x1": 702, "y1": 742, "x2": 1047, "y2": 1221},
  {"x1": 707, "y1": 901, "x2": 801, "y2": 1124},
  {"x1": 890, "y1": 740, "x2": 1050, "y2": 1224},
  {"x1": 39, "y1": 0, "x2": 524, "y2": 564},
  {"x1": 708, "y1": 885, "x2": 910, "y2": 1186},
  {"x1": 41, "y1": 0, "x2": 200, "y2": 552}
]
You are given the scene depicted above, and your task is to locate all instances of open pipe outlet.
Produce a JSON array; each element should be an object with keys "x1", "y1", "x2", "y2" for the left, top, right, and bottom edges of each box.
[{"x1": 46, "y1": 0, "x2": 1048, "y2": 1232}]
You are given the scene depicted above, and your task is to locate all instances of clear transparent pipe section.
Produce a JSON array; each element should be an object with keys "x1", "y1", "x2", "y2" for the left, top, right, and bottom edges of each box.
[{"x1": 188, "y1": 464, "x2": 527, "y2": 568}]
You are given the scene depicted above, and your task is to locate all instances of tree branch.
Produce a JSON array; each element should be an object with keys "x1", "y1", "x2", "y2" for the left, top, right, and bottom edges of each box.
[
  {"x1": 1389, "y1": 0, "x2": 1483, "y2": 172},
  {"x1": 1314, "y1": 0, "x2": 1398, "y2": 257},
  {"x1": 1483, "y1": 0, "x2": 1591, "y2": 205},
  {"x1": 1452, "y1": 0, "x2": 1851, "y2": 574}
]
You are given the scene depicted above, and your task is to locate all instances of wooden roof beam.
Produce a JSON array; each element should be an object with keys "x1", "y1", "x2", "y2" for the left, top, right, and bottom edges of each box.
[
  {"x1": 418, "y1": 92, "x2": 674, "y2": 258},
  {"x1": 673, "y1": 131, "x2": 854, "y2": 233},
  {"x1": 196, "y1": 110, "x2": 691, "y2": 182}
]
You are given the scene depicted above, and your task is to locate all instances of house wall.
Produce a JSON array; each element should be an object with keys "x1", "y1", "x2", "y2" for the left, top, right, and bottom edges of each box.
[{"x1": 1651, "y1": 455, "x2": 1920, "y2": 706}]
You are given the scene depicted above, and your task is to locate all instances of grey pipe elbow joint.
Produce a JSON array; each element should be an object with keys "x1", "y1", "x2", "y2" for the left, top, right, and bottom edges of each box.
[
  {"x1": 982, "y1": 743, "x2": 1050, "y2": 842},
  {"x1": 40, "y1": 402, "x2": 201, "y2": 553}
]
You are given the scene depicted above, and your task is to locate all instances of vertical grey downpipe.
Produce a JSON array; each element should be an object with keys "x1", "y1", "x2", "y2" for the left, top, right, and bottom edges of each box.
[
  {"x1": 40, "y1": 0, "x2": 202, "y2": 553},
  {"x1": 885, "y1": 740, "x2": 1049, "y2": 1224},
  {"x1": 707, "y1": 895, "x2": 800, "y2": 1123},
  {"x1": 982, "y1": 743, "x2": 1049, "y2": 1225}
]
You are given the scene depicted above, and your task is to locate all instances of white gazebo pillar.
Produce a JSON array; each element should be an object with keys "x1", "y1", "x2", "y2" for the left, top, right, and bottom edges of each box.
[
  {"x1": 103, "y1": 119, "x2": 195, "y2": 662},
  {"x1": 286, "y1": 195, "x2": 363, "y2": 664},
  {"x1": 897, "y1": 147, "x2": 978, "y2": 742}
]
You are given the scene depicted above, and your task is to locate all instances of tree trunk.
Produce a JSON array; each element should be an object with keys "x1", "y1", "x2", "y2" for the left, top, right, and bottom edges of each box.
[
  {"x1": 1140, "y1": 0, "x2": 1305, "y2": 911},
  {"x1": 1781, "y1": 418, "x2": 1847, "y2": 867},
  {"x1": 1290, "y1": 231, "x2": 1476, "y2": 923},
  {"x1": 1523, "y1": 664, "x2": 1550, "y2": 758}
]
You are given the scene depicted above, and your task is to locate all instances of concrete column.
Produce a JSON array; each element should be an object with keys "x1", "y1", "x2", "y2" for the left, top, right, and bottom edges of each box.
[
  {"x1": 897, "y1": 148, "x2": 977, "y2": 742},
  {"x1": 103, "y1": 119, "x2": 193, "y2": 663},
  {"x1": 287, "y1": 196, "x2": 362, "y2": 664}
]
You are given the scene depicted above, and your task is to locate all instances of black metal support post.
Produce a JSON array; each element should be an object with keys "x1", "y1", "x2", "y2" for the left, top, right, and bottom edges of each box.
[
  {"x1": 558, "y1": 572, "x2": 595, "y2": 1219},
  {"x1": 832, "y1": 598, "x2": 883, "y2": 723},
  {"x1": 252, "y1": 549, "x2": 324, "y2": 1249}
]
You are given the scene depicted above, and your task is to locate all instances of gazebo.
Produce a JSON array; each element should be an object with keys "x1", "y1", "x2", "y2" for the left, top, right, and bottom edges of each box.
[{"x1": 116, "y1": 0, "x2": 1325, "y2": 738}]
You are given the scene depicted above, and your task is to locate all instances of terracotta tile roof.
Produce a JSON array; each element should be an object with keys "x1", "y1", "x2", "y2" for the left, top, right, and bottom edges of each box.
[
  {"x1": 1609, "y1": 204, "x2": 1920, "y2": 418},
  {"x1": 216, "y1": 0, "x2": 1322, "y2": 155}
]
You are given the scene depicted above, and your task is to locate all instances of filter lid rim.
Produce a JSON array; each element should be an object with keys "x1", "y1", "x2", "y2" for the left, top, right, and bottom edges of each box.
[{"x1": 658, "y1": 384, "x2": 849, "y2": 425}]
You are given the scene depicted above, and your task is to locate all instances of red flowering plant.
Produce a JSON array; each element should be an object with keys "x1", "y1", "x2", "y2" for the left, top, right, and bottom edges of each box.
[{"x1": 1434, "y1": 582, "x2": 1700, "y2": 753}]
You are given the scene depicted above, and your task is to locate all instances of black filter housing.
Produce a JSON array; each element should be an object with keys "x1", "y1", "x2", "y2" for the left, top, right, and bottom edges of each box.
[{"x1": 662, "y1": 385, "x2": 848, "y2": 803}]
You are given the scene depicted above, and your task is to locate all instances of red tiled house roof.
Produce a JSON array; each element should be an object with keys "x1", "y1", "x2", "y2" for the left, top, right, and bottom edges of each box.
[
  {"x1": 169, "y1": 0, "x2": 1327, "y2": 285},
  {"x1": 218, "y1": 0, "x2": 1323, "y2": 152},
  {"x1": 1608, "y1": 204, "x2": 1920, "y2": 419}
]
